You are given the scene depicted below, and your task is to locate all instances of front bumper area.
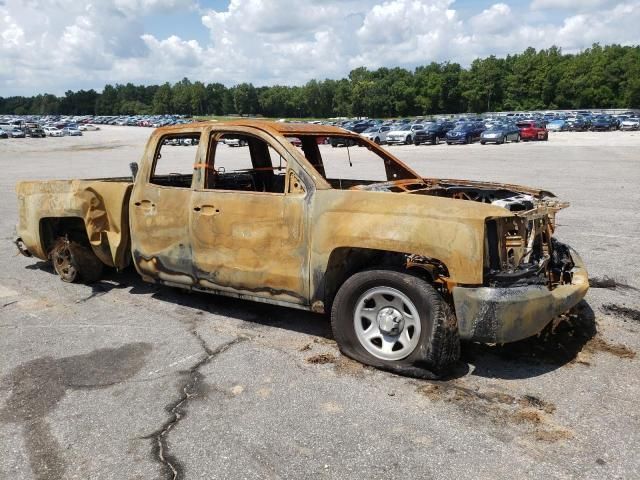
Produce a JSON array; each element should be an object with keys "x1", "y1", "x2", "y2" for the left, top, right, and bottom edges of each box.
[
  {"x1": 452, "y1": 249, "x2": 589, "y2": 343},
  {"x1": 386, "y1": 137, "x2": 408, "y2": 144}
]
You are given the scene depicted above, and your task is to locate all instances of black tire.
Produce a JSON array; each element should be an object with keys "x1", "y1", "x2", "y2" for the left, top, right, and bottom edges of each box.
[
  {"x1": 466, "y1": 136, "x2": 471, "y2": 144},
  {"x1": 480, "y1": 141, "x2": 486, "y2": 145},
  {"x1": 414, "y1": 141, "x2": 420, "y2": 146},
  {"x1": 374, "y1": 137, "x2": 381, "y2": 144},
  {"x1": 50, "y1": 238, "x2": 103, "y2": 284},
  {"x1": 446, "y1": 141, "x2": 452, "y2": 145},
  {"x1": 432, "y1": 136, "x2": 440, "y2": 145},
  {"x1": 331, "y1": 270, "x2": 460, "y2": 376},
  {"x1": 515, "y1": 134, "x2": 521, "y2": 143},
  {"x1": 405, "y1": 136, "x2": 412, "y2": 145}
]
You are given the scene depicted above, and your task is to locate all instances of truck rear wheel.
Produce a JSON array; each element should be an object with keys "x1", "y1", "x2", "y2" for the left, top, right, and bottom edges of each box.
[
  {"x1": 331, "y1": 270, "x2": 460, "y2": 376},
  {"x1": 51, "y1": 238, "x2": 103, "y2": 284}
]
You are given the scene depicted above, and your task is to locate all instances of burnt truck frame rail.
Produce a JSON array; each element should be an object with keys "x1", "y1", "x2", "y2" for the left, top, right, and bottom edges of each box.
[{"x1": 15, "y1": 120, "x2": 588, "y2": 375}]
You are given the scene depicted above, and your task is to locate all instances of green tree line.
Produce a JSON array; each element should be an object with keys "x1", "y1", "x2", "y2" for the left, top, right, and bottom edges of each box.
[{"x1": 2, "y1": 44, "x2": 639, "y2": 117}]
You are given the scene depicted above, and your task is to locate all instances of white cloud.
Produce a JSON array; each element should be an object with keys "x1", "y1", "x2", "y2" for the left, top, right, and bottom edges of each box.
[
  {"x1": 553, "y1": 2, "x2": 640, "y2": 48},
  {"x1": 114, "y1": 0, "x2": 195, "y2": 15},
  {"x1": 1, "y1": 14, "x2": 24, "y2": 47},
  {"x1": 0, "y1": 0, "x2": 198, "y2": 94},
  {"x1": 1, "y1": 0, "x2": 640, "y2": 96},
  {"x1": 530, "y1": 0, "x2": 620, "y2": 11},
  {"x1": 351, "y1": 0, "x2": 464, "y2": 68},
  {"x1": 470, "y1": 3, "x2": 514, "y2": 34},
  {"x1": 142, "y1": 34, "x2": 203, "y2": 67}
]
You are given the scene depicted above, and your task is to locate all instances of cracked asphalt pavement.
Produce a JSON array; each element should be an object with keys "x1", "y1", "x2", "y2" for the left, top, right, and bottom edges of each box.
[{"x1": 1, "y1": 127, "x2": 639, "y2": 479}]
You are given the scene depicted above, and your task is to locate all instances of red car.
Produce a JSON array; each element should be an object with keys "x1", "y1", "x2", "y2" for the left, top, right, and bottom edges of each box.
[{"x1": 516, "y1": 121, "x2": 549, "y2": 141}]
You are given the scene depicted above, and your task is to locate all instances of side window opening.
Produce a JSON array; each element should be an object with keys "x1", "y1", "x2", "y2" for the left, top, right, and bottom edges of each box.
[
  {"x1": 205, "y1": 133, "x2": 288, "y2": 193},
  {"x1": 151, "y1": 134, "x2": 200, "y2": 188}
]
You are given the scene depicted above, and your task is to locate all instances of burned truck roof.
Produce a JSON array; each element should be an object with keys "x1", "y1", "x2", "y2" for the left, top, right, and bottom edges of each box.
[{"x1": 157, "y1": 119, "x2": 355, "y2": 137}]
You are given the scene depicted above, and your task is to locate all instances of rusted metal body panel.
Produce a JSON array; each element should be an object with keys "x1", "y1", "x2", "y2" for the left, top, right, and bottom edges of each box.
[
  {"x1": 453, "y1": 250, "x2": 589, "y2": 343},
  {"x1": 16, "y1": 179, "x2": 132, "y2": 268},
  {"x1": 128, "y1": 123, "x2": 315, "y2": 305},
  {"x1": 189, "y1": 190, "x2": 309, "y2": 304},
  {"x1": 129, "y1": 128, "x2": 198, "y2": 284},
  {"x1": 15, "y1": 119, "x2": 588, "y2": 346},
  {"x1": 309, "y1": 189, "x2": 510, "y2": 289}
]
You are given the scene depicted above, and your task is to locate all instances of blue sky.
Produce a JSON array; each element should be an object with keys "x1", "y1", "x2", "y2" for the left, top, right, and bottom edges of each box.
[
  {"x1": 1, "y1": 0, "x2": 638, "y2": 95},
  {"x1": 143, "y1": 0, "x2": 227, "y2": 43}
]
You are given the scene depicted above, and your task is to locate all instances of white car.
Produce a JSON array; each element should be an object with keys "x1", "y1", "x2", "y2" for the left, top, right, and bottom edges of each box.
[
  {"x1": 78, "y1": 124, "x2": 100, "y2": 131},
  {"x1": 44, "y1": 127, "x2": 64, "y2": 137},
  {"x1": 221, "y1": 137, "x2": 248, "y2": 147},
  {"x1": 385, "y1": 124, "x2": 424, "y2": 145},
  {"x1": 360, "y1": 126, "x2": 390, "y2": 144},
  {"x1": 620, "y1": 118, "x2": 639, "y2": 131},
  {"x1": 62, "y1": 127, "x2": 83, "y2": 136}
]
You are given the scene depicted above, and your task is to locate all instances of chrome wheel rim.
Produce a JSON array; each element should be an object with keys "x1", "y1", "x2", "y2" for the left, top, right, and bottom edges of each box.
[{"x1": 353, "y1": 287, "x2": 421, "y2": 361}]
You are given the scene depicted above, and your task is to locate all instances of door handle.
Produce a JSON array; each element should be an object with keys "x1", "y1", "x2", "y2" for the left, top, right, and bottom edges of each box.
[
  {"x1": 134, "y1": 200, "x2": 154, "y2": 209},
  {"x1": 193, "y1": 205, "x2": 220, "y2": 216}
]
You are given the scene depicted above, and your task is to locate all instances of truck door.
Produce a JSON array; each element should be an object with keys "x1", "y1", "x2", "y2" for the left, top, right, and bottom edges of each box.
[
  {"x1": 130, "y1": 130, "x2": 204, "y2": 286},
  {"x1": 189, "y1": 129, "x2": 311, "y2": 305}
]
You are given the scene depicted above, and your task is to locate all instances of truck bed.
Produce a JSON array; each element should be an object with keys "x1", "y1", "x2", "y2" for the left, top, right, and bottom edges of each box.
[{"x1": 16, "y1": 178, "x2": 134, "y2": 268}]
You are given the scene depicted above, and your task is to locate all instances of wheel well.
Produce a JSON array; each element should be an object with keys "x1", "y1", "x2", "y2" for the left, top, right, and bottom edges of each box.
[
  {"x1": 318, "y1": 247, "x2": 449, "y2": 311},
  {"x1": 39, "y1": 217, "x2": 90, "y2": 256}
]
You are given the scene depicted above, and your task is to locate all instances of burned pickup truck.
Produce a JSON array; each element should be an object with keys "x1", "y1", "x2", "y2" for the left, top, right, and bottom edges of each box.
[{"x1": 15, "y1": 121, "x2": 588, "y2": 374}]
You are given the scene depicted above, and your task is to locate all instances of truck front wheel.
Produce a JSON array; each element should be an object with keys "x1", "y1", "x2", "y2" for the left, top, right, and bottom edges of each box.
[
  {"x1": 50, "y1": 238, "x2": 103, "y2": 284},
  {"x1": 330, "y1": 270, "x2": 459, "y2": 376}
]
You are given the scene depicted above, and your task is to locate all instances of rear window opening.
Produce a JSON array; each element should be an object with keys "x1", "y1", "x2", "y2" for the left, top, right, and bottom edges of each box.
[{"x1": 150, "y1": 133, "x2": 200, "y2": 188}]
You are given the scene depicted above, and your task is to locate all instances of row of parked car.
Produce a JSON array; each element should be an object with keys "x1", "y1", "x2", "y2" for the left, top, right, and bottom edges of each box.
[
  {"x1": 88, "y1": 115, "x2": 191, "y2": 128},
  {"x1": 545, "y1": 114, "x2": 640, "y2": 131},
  {"x1": 0, "y1": 118, "x2": 102, "y2": 139},
  {"x1": 349, "y1": 118, "x2": 549, "y2": 146},
  {"x1": 3, "y1": 110, "x2": 638, "y2": 144},
  {"x1": 332, "y1": 109, "x2": 638, "y2": 147}
]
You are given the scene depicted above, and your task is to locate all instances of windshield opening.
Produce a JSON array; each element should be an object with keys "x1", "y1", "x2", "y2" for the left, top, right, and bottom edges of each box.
[{"x1": 285, "y1": 135, "x2": 421, "y2": 190}]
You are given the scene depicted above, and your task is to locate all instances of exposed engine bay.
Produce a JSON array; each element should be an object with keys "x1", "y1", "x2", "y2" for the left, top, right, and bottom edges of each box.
[
  {"x1": 351, "y1": 178, "x2": 557, "y2": 211},
  {"x1": 428, "y1": 180, "x2": 574, "y2": 288},
  {"x1": 352, "y1": 178, "x2": 575, "y2": 289}
]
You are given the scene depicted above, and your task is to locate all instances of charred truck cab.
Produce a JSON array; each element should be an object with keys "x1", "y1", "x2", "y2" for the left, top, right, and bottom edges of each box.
[{"x1": 15, "y1": 121, "x2": 588, "y2": 376}]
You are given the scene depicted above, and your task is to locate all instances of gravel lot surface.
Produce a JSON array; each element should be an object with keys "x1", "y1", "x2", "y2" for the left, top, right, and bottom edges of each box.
[{"x1": 1, "y1": 126, "x2": 639, "y2": 479}]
